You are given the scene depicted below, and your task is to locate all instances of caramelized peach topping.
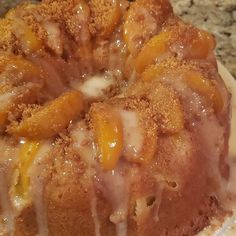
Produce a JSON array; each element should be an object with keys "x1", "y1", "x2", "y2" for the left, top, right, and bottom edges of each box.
[
  {"x1": 90, "y1": 103, "x2": 123, "y2": 170},
  {"x1": 90, "y1": 0, "x2": 121, "y2": 39},
  {"x1": 186, "y1": 29, "x2": 216, "y2": 60},
  {"x1": 91, "y1": 103, "x2": 159, "y2": 169},
  {"x1": 5, "y1": 8, "x2": 43, "y2": 54},
  {"x1": 141, "y1": 64, "x2": 223, "y2": 113},
  {"x1": 135, "y1": 31, "x2": 172, "y2": 73},
  {"x1": 123, "y1": 0, "x2": 172, "y2": 55},
  {"x1": 9, "y1": 91, "x2": 84, "y2": 139},
  {"x1": 141, "y1": 63, "x2": 167, "y2": 82},
  {"x1": 20, "y1": 25, "x2": 43, "y2": 54},
  {"x1": 127, "y1": 81, "x2": 184, "y2": 134},
  {"x1": 135, "y1": 25, "x2": 216, "y2": 74},
  {"x1": 183, "y1": 71, "x2": 223, "y2": 113},
  {"x1": 0, "y1": 56, "x2": 42, "y2": 83},
  {"x1": 0, "y1": 84, "x2": 41, "y2": 132},
  {"x1": 15, "y1": 140, "x2": 40, "y2": 199},
  {"x1": 0, "y1": 56, "x2": 44, "y2": 132}
]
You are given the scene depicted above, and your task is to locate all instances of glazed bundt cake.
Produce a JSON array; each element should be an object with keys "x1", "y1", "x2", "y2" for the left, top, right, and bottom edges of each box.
[{"x1": 0, "y1": 0, "x2": 231, "y2": 235}]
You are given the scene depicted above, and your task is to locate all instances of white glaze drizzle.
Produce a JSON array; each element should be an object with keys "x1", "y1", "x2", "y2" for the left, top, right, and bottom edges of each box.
[
  {"x1": 72, "y1": 112, "x2": 142, "y2": 236},
  {"x1": 74, "y1": 75, "x2": 114, "y2": 98},
  {"x1": 71, "y1": 121, "x2": 97, "y2": 165},
  {"x1": 95, "y1": 164, "x2": 129, "y2": 236},
  {"x1": 153, "y1": 181, "x2": 164, "y2": 222},
  {"x1": 71, "y1": 121, "x2": 101, "y2": 235},
  {"x1": 119, "y1": 110, "x2": 144, "y2": 158},
  {"x1": 74, "y1": 2, "x2": 90, "y2": 45},
  {"x1": 164, "y1": 71, "x2": 225, "y2": 187},
  {"x1": 199, "y1": 112, "x2": 224, "y2": 184},
  {"x1": 29, "y1": 141, "x2": 51, "y2": 236},
  {"x1": 90, "y1": 193, "x2": 101, "y2": 236},
  {"x1": 0, "y1": 141, "x2": 18, "y2": 236},
  {"x1": 43, "y1": 21, "x2": 63, "y2": 56}
]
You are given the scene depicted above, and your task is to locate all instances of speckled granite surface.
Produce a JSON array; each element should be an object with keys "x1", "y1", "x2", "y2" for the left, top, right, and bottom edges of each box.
[
  {"x1": 170, "y1": 0, "x2": 236, "y2": 78},
  {"x1": 0, "y1": 0, "x2": 236, "y2": 77},
  {"x1": 0, "y1": 0, "x2": 21, "y2": 16}
]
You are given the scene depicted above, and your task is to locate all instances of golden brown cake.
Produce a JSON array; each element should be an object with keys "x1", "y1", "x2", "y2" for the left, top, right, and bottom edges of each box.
[{"x1": 0, "y1": 0, "x2": 231, "y2": 235}]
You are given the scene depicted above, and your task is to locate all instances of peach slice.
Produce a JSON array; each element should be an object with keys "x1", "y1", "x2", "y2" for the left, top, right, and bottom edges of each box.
[
  {"x1": 8, "y1": 18, "x2": 43, "y2": 54},
  {"x1": 0, "y1": 57, "x2": 43, "y2": 132},
  {"x1": 164, "y1": 21, "x2": 216, "y2": 61},
  {"x1": 10, "y1": 91, "x2": 84, "y2": 139},
  {"x1": 141, "y1": 64, "x2": 223, "y2": 113},
  {"x1": 90, "y1": 103, "x2": 123, "y2": 170},
  {"x1": 15, "y1": 140, "x2": 41, "y2": 199},
  {"x1": 123, "y1": 0, "x2": 172, "y2": 55},
  {"x1": 141, "y1": 64, "x2": 167, "y2": 82},
  {"x1": 0, "y1": 56, "x2": 43, "y2": 94},
  {"x1": 135, "y1": 24, "x2": 216, "y2": 74},
  {"x1": 183, "y1": 71, "x2": 223, "y2": 113},
  {"x1": 20, "y1": 25, "x2": 43, "y2": 54},
  {"x1": 0, "y1": 56, "x2": 42, "y2": 83},
  {"x1": 0, "y1": 84, "x2": 41, "y2": 132},
  {"x1": 90, "y1": 0, "x2": 121, "y2": 39},
  {"x1": 8, "y1": 57, "x2": 40, "y2": 75},
  {"x1": 123, "y1": 0, "x2": 154, "y2": 55},
  {"x1": 135, "y1": 30, "x2": 171, "y2": 73},
  {"x1": 6, "y1": 9, "x2": 43, "y2": 54},
  {"x1": 187, "y1": 29, "x2": 216, "y2": 60}
]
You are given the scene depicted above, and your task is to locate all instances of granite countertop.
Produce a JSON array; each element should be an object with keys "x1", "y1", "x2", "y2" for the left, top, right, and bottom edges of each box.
[
  {"x1": 0, "y1": 0, "x2": 235, "y2": 77},
  {"x1": 171, "y1": 0, "x2": 236, "y2": 78},
  {"x1": 0, "y1": 0, "x2": 21, "y2": 16}
]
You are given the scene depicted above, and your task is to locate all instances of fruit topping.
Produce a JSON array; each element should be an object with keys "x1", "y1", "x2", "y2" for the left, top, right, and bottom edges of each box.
[
  {"x1": 141, "y1": 63, "x2": 167, "y2": 82},
  {"x1": 141, "y1": 62, "x2": 223, "y2": 113},
  {"x1": 186, "y1": 29, "x2": 216, "y2": 60},
  {"x1": 90, "y1": 103, "x2": 123, "y2": 170},
  {"x1": 0, "y1": 56, "x2": 43, "y2": 85},
  {"x1": 19, "y1": 24, "x2": 43, "y2": 54},
  {"x1": 90, "y1": 0, "x2": 121, "y2": 39},
  {"x1": 123, "y1": 0, "x2": 172, "y2": 55},
  {"x1": 15, "y1": 140, "x2": 41, "y2": 199},
  {"x1": 135, "y1": 30, "x2": 171, "y2": 73},
  {"x1": 0, "y1": 84, "x2": 41, "y2": 132},
  {"x1": 183, "y1": 71, "x2": 223, "y2": 113},
  {"x1": 130, "y1": 82, "x2": 184, "y2": 134},
  {"x1": 9, "y1": 91, "x2": 84, "y2": 139},
  {"x1": 135, "y1": 21, "x2": 216, "y2": 74}
]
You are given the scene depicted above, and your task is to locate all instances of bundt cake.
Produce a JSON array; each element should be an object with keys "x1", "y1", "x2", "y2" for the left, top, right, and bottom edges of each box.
[{"x1": 0, "y1": 0, "x2": 231, "y2": 235}]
